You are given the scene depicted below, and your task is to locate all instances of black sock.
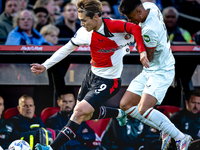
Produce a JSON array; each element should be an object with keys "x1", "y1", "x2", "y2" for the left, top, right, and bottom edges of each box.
[
  {"x1": 50, "y1": 120, "x2": 80, "y2": 150},
  {"x1": 90, "y1": 106, "x2": 119, "y2": 120}
]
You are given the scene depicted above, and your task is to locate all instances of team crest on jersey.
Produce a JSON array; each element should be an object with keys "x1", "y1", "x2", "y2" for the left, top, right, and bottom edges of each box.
[
  {"x1": 143, "y1": 35, "x2": 150, "y2": 43},
  {"x1": 73, "y1": 32, "x2": 77, "y2": 38},
  {"x1": 125, "y1": 34, "x2": 131, "y2": 40}
]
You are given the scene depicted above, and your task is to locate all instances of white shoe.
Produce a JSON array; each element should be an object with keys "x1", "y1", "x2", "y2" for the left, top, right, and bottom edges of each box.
[
  {"x1": 176, "y1": 134, "x2": 193, "y2": 150},
  {"x1": 160, "y1": 131, "x2": 171, "y2": 150}
]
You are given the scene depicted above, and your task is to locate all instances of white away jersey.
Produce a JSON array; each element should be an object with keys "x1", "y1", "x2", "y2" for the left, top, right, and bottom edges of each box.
[{"x1": 141, "y1": 2, "x2": 175, "y2": 71}]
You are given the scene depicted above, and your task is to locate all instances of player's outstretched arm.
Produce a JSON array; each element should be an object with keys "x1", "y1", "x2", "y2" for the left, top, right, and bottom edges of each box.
[{"x1": 30, "y1": 63, "x2": 46, "y2": 75}]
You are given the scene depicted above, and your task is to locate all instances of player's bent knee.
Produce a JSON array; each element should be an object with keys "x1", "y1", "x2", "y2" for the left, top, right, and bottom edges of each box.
[
  {"x1": 138, "y1": 105, "x2": 149, "y2": 115},
  {"x1": 120, "y1": 101, "x2": 133, "y2": 111}
]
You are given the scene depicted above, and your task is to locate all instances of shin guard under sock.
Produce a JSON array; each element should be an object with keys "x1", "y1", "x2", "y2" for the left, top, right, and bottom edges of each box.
[
  {"x1": 90, "y1": 106, "x2": 119, "y2": 120},
  {"x1": 50, "y1": 120, "x2": 80, "y2": 150}
]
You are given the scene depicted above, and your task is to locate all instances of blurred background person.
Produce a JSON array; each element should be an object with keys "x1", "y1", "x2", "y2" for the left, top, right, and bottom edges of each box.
[
  {"x1": 9, "y1": 94, "x2": 46, "y2": 138},
  {"x1": 34, "y1": 0, "x2": 55, "y2": 17},
  {"x1": 46, "y1": 91, "x2": 96, "y2": 150},
  {"x1": 45, "y1": 91, "x2": 76, "y2": 130},
  {"x1": 101, "y1": 1, "x2": 112, "y2": 18},
  {"x1": 33, "y1": 7, "x2": 49, "y2": 32},
  {"x1": 163, "y1": 6, "x2": 192, "y2": 44},
  {"x1": 56, "y1": 2, "x2": 80, "y2": 39},
  {"x1": 170, "y1": 90, "x2": 200, "y2": 149},
  {"x1": 33, "y1": 0, "x2": 57, "y2": 24},
  {"x1": 18, "y1": 0, "x2": 28, "y2": 11},
  {"x1": 0, "y1": 0, "x2": 20, "y2": 44},
  {"x1": 40, "y1": 24, "x2": 60, "y2": 45},
  {"x1": 5, "y1": 10, "x2": 50, "y2": 45},
  {"x1": 174, "y1": 0, "x2": 200, "y2": 36},
  {"x1": 0, "y1": 95, "x2": 14, "y2": 149}
]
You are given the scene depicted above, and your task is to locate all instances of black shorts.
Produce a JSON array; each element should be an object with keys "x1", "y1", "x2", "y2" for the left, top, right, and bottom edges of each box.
[{"x1": 77, "y1": 67, "x2": 121, "y2": 109}]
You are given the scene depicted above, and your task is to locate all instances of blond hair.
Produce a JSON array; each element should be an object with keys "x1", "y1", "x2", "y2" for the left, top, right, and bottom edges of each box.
[
  {"x1": 40, "y1": 24, "x2": 60, "y2": 36},
  {"x1": 13, "y1": 10, "x2": 37, "y2": 28},
  {"x1": 101, "y1": 1, "x2": 110, "y2": 9},
  {"x1": 33, "y1": 0, "x2": 52, "y2": 9}
]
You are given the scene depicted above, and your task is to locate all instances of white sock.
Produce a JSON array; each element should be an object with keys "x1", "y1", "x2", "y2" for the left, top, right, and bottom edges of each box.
[
  {"x1": 144, "y1": 107, "x2": 182, "y2": 139},
  {"x1": 175, "y1": 132, "x2": 185, "y2": 142},
  {"x1": 125, "y1": 106, "x2": 160, "y2": 130}
]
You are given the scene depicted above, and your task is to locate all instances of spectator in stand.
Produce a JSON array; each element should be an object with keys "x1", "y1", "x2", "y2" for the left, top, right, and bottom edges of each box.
[
  {"x1": 56, "y1": 2, "x2": 81, "y2": 38},
  {"x1": 170, "y1": 90, "x2": 200, "y2": 149},
  {"x1": 33, "y1": 0, "x2": 56, "y2": 24},
  {"x1": 101, "y1": 1, "x2": 112, "y2": 18},
  {"x1": 163, "y1": 6, "x2": 192, "y2": 44},
  {"x1": 0, "y1": 0, "x2": 20, "y2": 45},
  {"x1": 5, "y1": 10, "x2": 51, "y2": 45},
  {"x1": 45, "y1": 91, "x2": 96, "y2": 150},
  {"x1": 33, "y1": 7, "x2": 49, "y2": 32},
  {"x1": 18, "y1": 0, "x2": 28, "y2": 11},
  {"x1": 174, "y1": 0, "x2": 200, "y2": 35},
  {"x1": 0, "y1": 95, "x2": 14, "y2": 149},
  {"x1": 40, "y1": 24, "x2": 60, "y2": 45},
  {"x1": 9, "y1": 94, "x2": 46, "y2": 139}
]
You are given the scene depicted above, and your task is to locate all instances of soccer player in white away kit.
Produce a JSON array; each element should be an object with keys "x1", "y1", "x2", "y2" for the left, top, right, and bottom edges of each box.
[
  {"x1": 118, "y1": 0, "x2": 192, "y2": 150},
  {"x1": 31, "y1": 0, "x2": 149, "y2": 149}
]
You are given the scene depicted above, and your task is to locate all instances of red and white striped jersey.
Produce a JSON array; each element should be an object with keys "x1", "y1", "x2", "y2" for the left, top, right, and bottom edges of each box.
[
  {"x1": 71, "y1": 18, "x2": 144, "y2": 79},
  {"x1": 43, "y1": 18, "x2": 145, "y2": 79}
]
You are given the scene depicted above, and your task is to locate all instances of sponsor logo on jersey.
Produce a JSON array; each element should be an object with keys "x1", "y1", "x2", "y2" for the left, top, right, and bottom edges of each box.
[
  {"x1": 143, "y1": 35, "x2": 150, "y2": 43},
  {"x1": 98, "y1": 39, "x2": 103, "y2": 42},
  {"x1": 98, "y1": 42, "x2": 134, "y2": 53}
]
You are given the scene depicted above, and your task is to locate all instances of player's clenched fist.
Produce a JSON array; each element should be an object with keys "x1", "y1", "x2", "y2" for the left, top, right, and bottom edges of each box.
[{"x1": 30, "y1": 63, "x2": 46, "y2": 75}]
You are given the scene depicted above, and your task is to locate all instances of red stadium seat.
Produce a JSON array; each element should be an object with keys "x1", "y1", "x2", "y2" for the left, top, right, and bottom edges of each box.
[
  {"x1": 47, "y1": 128, "x2": 56, "y2": 140},
  {"x1": 156, "y1": 105, "x2": 181, "y2": 118},
  {"x1": 4, "y1": 107, "x2": 19, "y2": 120},
  {"x1": 40, "y1": 107, "x2": 60, "y2": 124},
  {"x1": 86, "y1": 118, "x2": 111, "y2": 148},
  {"x1": 3, "y1": 107, "x2": 36, "y2": 120}
]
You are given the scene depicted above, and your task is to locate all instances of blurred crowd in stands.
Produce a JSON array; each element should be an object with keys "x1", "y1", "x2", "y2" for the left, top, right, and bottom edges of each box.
[{"x1": 0, "y1": 0, "x2": 200, "y2": 45}]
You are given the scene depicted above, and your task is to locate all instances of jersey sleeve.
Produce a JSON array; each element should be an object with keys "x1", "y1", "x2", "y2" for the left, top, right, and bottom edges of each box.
[
  {"x1": 71, "y1": 27, "x2": 91, "y2": 46},
  {"x1": 142, "y1": 28, "x2": 157, "y2": 49},
  {"x1": 106, "y1": 19, "x2": 146, "y2": 53},
  {"x1": 42, "y1": 41, "x2": 77, "y2": 69},
  {"x1": 125, "y1": 22, "x2": 146, "y2": 53}
]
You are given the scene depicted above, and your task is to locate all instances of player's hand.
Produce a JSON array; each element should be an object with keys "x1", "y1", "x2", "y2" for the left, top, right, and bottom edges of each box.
[
  {"x1": 140, "y1": 51, "x2": 149, "y2": 68},
  {"x1": 30, "y1": 63, "x2": 46, "y2": 75}
]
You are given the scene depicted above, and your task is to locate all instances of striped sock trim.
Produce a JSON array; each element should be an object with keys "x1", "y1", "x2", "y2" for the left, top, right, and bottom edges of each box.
[
  {"x1": 128, "y1": 107, "x2": 136, "y2": 115},
  {"x1": 143, "y1": 108, "x2": 154, "y2": 119}
]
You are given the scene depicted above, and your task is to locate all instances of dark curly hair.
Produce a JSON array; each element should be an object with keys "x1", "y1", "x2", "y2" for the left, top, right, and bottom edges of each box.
[{"x1": 119, "y1": 0, "x2": 142, "y2": 15}]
